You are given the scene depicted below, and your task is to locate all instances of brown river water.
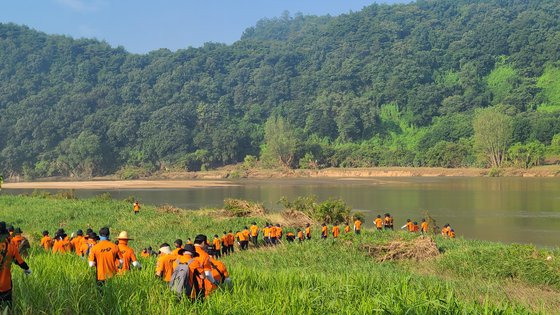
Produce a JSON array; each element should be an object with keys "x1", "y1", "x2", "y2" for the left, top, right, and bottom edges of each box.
[{"x1": 5, "y1": 177, "x2": 560, "y2": 247}]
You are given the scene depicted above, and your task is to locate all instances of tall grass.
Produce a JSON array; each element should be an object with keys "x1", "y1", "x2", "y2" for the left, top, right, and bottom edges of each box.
[{"x1": 1, "y1": 195, "x2": 559, "y2": 314}]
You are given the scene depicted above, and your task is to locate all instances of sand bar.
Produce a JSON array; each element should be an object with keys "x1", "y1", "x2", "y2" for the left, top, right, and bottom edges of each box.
[{"x1": 3, "y1": 180, "x2": 238, "y2": 190}]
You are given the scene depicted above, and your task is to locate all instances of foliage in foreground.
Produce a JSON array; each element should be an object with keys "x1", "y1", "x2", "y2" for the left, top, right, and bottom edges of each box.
[{"x1": 1, "y1": 195, "x2": 559, "y2": 314}]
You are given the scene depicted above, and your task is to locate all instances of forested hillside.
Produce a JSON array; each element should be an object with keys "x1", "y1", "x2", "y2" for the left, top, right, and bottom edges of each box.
[{"x1": 1, "y1": 0, "x2": 560, "y2": 178}]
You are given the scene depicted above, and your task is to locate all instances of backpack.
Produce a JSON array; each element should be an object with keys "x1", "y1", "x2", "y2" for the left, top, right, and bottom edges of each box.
[
  {"x1": 18, "y1": 237, "x2": 30, "y2": 256},
  {"x1": 169, "y1": 259, "x2": 199, "y2": 299}
]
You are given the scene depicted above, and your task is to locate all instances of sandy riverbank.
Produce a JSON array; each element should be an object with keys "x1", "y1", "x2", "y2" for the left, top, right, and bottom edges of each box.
[{"x1": 2, "y1": 179, "x2": 238, "y2": 190}]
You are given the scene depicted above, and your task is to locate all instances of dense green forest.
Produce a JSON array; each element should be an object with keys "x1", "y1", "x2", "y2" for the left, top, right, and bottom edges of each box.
[{"x1": 1, "y1": 0, "x2": 560, "y2": 179}]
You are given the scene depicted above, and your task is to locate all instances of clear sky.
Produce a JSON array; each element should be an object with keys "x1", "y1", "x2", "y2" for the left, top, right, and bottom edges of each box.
[{"x1": 0, "y1": 0, "x2": 409, "y2": 54}]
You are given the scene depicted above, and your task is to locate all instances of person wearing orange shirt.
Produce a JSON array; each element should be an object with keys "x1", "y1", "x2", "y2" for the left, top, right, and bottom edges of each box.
[
  {"x1": 250, "y1": 222, "x2": 259, "y2": 247},
  {"x1": 133, "y1": 201, "x2": 141, "y2": 215},
  {"x1": 220, "y1": 232, "x2": 229, "y2": 256},
  {"x1": 305, "y1": 224, "x2": 311, "y2": 240},
  {"x1": 384, "y1": 213, "x2": 394, "y2": 230},
  {"x1": 212, "y1": 235, "x2": 222, "y2": 258},
  {"x1": 140, "y1": 248, "x2": 151, "y2": 258},
  {"x1": 321, "y1": 223, "x2": 328, "y2": 239},
  {"x1": 81, "y1": 232, "x2": 98, "y2": 258},
  {"x1": 10, "y1": 228, "x2": 29, "y2": 256},
  {"x1": 332, "y1": 224, "x2": 340, "y2": 238},
  {"x1": 52, "y1": 229, "x2": 71, "y2": 254},
  {"x1": 263, "y1": 224, "x2": 271, "y2": 246},
  {"x1": 40, "y1": 230, "x2": 53, "y2": 251},
  {"x1": 401, "y1": 219, "x2": 414, "y2": 232},
  {"x1": 71, "y1": 230, "x2": 85, "y2": 256},
  {"x1": 285, "y1": 230, "x2": 295, "y2": 242},
  {"x1": 269, "y1": 224, "x2": 278, "y2": 245},
  {"x1": 0, "y1": 222, "x2": 31, "y2": 309},
  {"x1": 224, "y1": 231, "x2": 233, "y2": 254},
  {"x1": 275, "y1": 224, "x2": 283, "y2": 241},
  {"x1": 172, "y1": 245, "x2": 203, "y2": 301},
  {"x1": 344, "y1": 224, "x2": 351, "y2": 234},
  {"x1": 242, "y1": 227, "x2": 250, "y2": 249},
  {"x1": 449, "y1": 229, "x2": 456, "y2": 239},
  {"x1": 116, "y1": 231, "x2": 141, "y2": 274},
  {"x1": 172, "y1": 239, "x2": 184, "y2": 257},
  {"x1": 411, "y1": 222, "x2": 420, "y2": 233},
  {"x1": 354, "y1": 219, "x2": 362, "y2": 235},
  {"x1": 421, "y1": 219, "x2": 429, "y2": 234},
  {"x1": 297, "y1": 229, "x2": 304, "y2": 242},
  {"x1": 156, "y1": 243, "x2": 175, "y2": 282},
  {"x1": 441, "y1": 224, "x2": 452, "y2": 237},
  {"x1": 88, "y1": 227, "x2": 123, "y2": 286},
  {"x1": 194, "y1": 235, "x2": 220, "y2": 298},
  {"x1": 374, "y1": 215, "x2": 384, "y2": 231}
]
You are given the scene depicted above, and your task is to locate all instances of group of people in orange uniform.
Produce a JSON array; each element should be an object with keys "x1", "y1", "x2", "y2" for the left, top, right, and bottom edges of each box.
[{"x1": 0, "y1": 222, "x2": 31, "y2": 309}]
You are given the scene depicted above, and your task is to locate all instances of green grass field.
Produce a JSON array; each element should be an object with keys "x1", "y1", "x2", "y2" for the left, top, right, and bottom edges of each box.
[{"x1": 1, "y1": 194, "x2": 559, "y2": 314}]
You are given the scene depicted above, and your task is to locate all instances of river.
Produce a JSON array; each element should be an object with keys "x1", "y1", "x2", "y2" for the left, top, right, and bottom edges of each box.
[{"x1": 4, "y1": 177, "x2": 560, "y2": 247}]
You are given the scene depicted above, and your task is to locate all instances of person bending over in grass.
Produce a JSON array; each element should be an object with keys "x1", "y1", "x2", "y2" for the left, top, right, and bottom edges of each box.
[
  {"x1": 40, "y1": 230, "x2": 53, "y2": 251},
  {"x1": 156, "y1": 243, "x2": 175, "y2": 282},
  {"x1": 0, "y1": 222, "x2": 31, "y2": 311},
  {"x1": 344, "y1": 223, "x2": 351, "y2": 234},
  {"x1": 170, "y1": 244, "x2": 203, "y2": 301},
  {"x1": 116, "y1": 231, "x2": 141, "y2": 274},
  {"x1": 208, "y1": 248, "x2": 231, "y2": 292},
  {"x1": 88, "y1": 227, "x2": 123, "y2": 286},
  {"x1": 286, "y1": 230, "x2": 295, "y2": 242}
]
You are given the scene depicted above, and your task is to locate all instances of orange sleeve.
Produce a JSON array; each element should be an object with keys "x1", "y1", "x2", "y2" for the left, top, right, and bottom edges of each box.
[
  {"x1": 88, "y1": 246, "x2": 96, "y2": 262},
  {"x1": 12, "y1": 245, "x2": 24, "y2": 265}
]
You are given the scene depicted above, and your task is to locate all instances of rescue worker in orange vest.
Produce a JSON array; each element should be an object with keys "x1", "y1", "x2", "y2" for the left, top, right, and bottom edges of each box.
[
  {"x1": 441, "y1": 224, "x2": 451, "y2": 237},
  {"x1": 344, "y1": 223, "x2": 351, "y2": 234},
  {"x1": 242, "y1": 227, "x2": 250, "y2": 248},
  {"x1": 321, "y1": 223, "x2": 328, "y2": 239},
  {"x1": 40, "y1": 230, "x2": 53, "y2": 251},
  {"x1": 305, "y1": 223, "x2": 311, "y2": 240},
  {"x1": 269, "y1": 224, "x2": 278, "y2": 245},
  {"x1": 0, "y1": 222, "x2": 31, "y2": 309},
  {"x1": 172, "y1": 239, "x2": 184, "y2": 257},
  {"x1": 52, "y1": 229, "x2": 71, "y2": 254},
  {"x1": 227, "y1": 231, "x2": 235, "y2": 254},
  {"x1": 156, "y1": 243, "x2": 175, "y2": 282},
  {"x1": 384, "y1": 213, "x2": 394, "y2": 230},
  {"x1": 421, "y1": 219, "x2": 429, "y2": 234},
  {"x1": 116, "y1": 231, "x2": 141, "y2": 274},
  {"x1": 401, "y1": 219, "x2": 414, "y2": 232},
  {"x1": 297, "y1": 228, "x2": 304, "y2": 242},
  {"x1": 332, "y1": 223, "x2": 340, "y2": 238},
  {"x1": 193, "y1": 235, "x2": 221, "y2": 298},
  {"x1": 221, "y1": 232, "x2": 229, "y2": 255},
  {"x1": 133, "y1": 201, "x2": 141, "y2": 215},
  {"x1": 354, "y1": 218, "x2": 362, "y2": 235},
  {"x1": 235, "y1": 230, "x2": 248, "y2": 250},
  {"x1": 374, "y1": 215, "x2": 383, "y2": 231},
  {"x1": 11, "y1": 228, "x2": 29, "y2": 256},
  {"x1": 449, "y1": 229, "x2": 456, "y2": 238},
  {"x1": 212, "y1": 235, "x2": 221, "y2": 258},
  {"x1": 411, "y1": 222, "x2": 420, "y2": 233},
  {"x1": 70, "y1": 230, "x2": 85, "y2": 256},
  {"x1": 140, "y1": 248, "x2": 151, "y2": 258},
  {"x1": 286, "y1": 230, "x2": 296, "y2": 242},
  {"x1": 88, "y1": 227, "x2": 123, "y2": 286},
  {"x1": 263, "y1": 223, "x2": 271, "y2": 246},
  {"x1": 275, "y1": 224, "x2": 283, "y2": 241},
  {"x1": 250, "y1": 222, "x2": 259, "y2": 247},
  {"x1": 172, "y1": 245, "x2": 203, "y2": 301}
]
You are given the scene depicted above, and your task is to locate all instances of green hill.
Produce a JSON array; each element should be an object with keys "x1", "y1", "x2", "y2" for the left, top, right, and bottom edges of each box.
[{"x1": 1, "y1": 0, "x2": 560, "y2": 178}]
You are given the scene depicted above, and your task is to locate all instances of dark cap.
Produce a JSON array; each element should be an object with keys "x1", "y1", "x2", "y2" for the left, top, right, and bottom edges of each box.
[
  {"x1": 43, "y1": 230, "x2": 49, "y2": 236},
  {"x1": 174, "y1": 239, "x2": 183, "y2": 247},
  {"x1": 194, "y1": 234, "x2": 207, "y2": 245},
  {"x1": 181, "y1": 244, "x2": 199, "y2": 257},
  {"x1": 99, "y1": 227, "x2": 110, "y2": 237},
  {"x1": 77, "y1": 229, "x2": 83, "y2": 235},
  {"x1": 14, "y1": 228, "x2": 22, "y2": 234}
]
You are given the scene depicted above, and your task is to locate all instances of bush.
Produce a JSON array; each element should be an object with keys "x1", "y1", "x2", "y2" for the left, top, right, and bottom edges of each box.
[
  {"x1": 243, "y1": 155, "x2": 258, "y2": 169},
  {"x1": 425, "y1": 140, "x2": 471, "y2": 168},
  {"x1": 508, "y1": 141, "x2": 546, "y2": 168},
  {"x1": 223, "y1": 199, "x2": 266, "y2": 217},
  {"x1": 116, "y1": 166, "x2": 151, "y2": 180},
  {"x1": 279, "y1": 196, "x2": 351, "y2": 224},
  {"x1": 550, "y1": 134, "x2": 560, "y2": 154}
]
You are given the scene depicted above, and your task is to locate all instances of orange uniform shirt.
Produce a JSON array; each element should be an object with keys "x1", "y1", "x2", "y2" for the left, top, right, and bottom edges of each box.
[
  {"x1": 269, "y1": 226, "x2": 277, "y2": 238},
  {"x1": 263, "y1": 227, "x2": 270, "y2": 238},
  {"x1": 332, "y1": 226, "x2": 340, "y2": 238},
  {"x1": 156, "y1": 253, "x2": 176, "y2": 282},
  {"x1": 11, "y1": 235, "x2": 24, "y2": 248},
  {"x1": 0, "y1": 240, "x2": 26, "y2": 292},
  {"x1": 421, "y1": 222, "x2": 429, "y2": 232},
  {"x1": 88, "y1": 240, "x2": 123, "y2": 281},
  {"x1": 321, "y1": 226, "x2": 328, "y2": 237},
  {"x1": 276, "y1": 227, "x2": 283, "y2": 238},
  {"x1": 242, "y1": 229, "x2": 250, "y2": 240},
  {"x1": 210, "y1": 257, "x2": 229, "y2": 292},
  {"x1": 52, "y1": 238, "x2": 71, "y2": 254},
  {"x1": 133, "y1": 203, "x2": 140, "y2": 212},
  {"x1": 305, "y1": 227, "x2": 311, "y2": 237},
  {"x1": 118, "y1": 241, "x2": 137, "y2": 273},
  {"x1": 172, "y1": 247, "x2": 183, "y2": 258},
  {"x1": 297, "y1": 230, "x2": 304, "y2": 240},
  {"x1": 250, "y1": 225, "x2": 259, "y2": 237},
  {"x1": 173, "y1": 253, "x2": 203, "y2": 298},
  {"x1": 71, "y1": 236, "x2": 85, "y2": 256},
  {"x1": 141, "y1": 250, "x2": 150, "y2": 258},
  {"x1": 374, "y1": 218, "x2": 383, "y2": 228},
  {"x1": 227, "y1": 233, "x2": 235, "y2": 245},
  {"x1": 406, "y1": 222, "x2": 414, "y2": 232},
  {"x1": 221, "y1": 235, "x2": 228, "y2": 246},
  {"x1": 213, "y1": 238, "x2": 221, "y2": 250},
  {"x1": 412, "y1": 224, "x2": 419, "y2": 232},
  {"x1": 344, "y1": 226, "x2": 351, "y2": 233},
  {"x1": 354, "y1": 220, "x2": 362, "y2": 231},
  {"x1": 40, "y1": 236, "x2": 53, "y2": 250},
  {"x1": 236, "y1": 232, "x2": 246, "y2": 241}
]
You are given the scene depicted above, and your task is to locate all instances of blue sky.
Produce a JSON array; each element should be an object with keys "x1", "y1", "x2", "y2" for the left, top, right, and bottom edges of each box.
[{"x1": 0, "y1": 0, "x2": 409, "y2": 54}]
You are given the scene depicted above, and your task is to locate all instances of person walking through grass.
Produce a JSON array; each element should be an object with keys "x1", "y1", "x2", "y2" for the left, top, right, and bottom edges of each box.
[
  {"x1": 212, "y1": 235, "x2": 221, "y2": 258},
  {"x1": 0, "y1": 222, "x2": 31, "y2": 311},
  {"x1": 250, "y1": 222, "x2": 259, "y2": 247},
  {"x1": 354, "y1": 218, "x2": 362, "y2": 235},
  {"x1": 193, "y1": 235, "x2": 220, "y2": 297},
  {"x1": 374, "y1": 215, "x2": 383, "y2": 231},
  {"x1": 332, "y1": 224, "x2": 340, "y2": 238},
  {"x1": 88, "y1": 227, "x2": 123, "y2": 286},
  {"x1": 40, "y1": 230, "x2": 53, "y2": 251},
  {"x1": 116, "y1": 231, "x2": 141, "y2": 274},
  {"x1": 156, "y1": 243, "x2": 175, "y2": 282},
  {"x1": 133, "y1": 201, "x2": 141, "y2": 215}
]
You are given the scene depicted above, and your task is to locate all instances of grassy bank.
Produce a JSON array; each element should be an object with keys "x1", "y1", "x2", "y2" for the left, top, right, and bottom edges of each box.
[{"x1": 1, "y1": 195, "x2": 559, "y2": 314}]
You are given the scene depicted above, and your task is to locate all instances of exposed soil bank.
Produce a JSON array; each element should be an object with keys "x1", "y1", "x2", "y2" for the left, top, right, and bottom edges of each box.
[{"x1": 2, "y1": 179, "x2": 238, "y2": 190}]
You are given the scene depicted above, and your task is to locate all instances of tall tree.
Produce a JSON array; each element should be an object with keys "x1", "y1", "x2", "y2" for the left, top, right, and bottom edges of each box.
[
  {"x1": 261, "y1": 116, "x2": 297, "y2": 168},
  {"x1": 473, "y1": 107, "x2": 513, "y2": 168}
]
